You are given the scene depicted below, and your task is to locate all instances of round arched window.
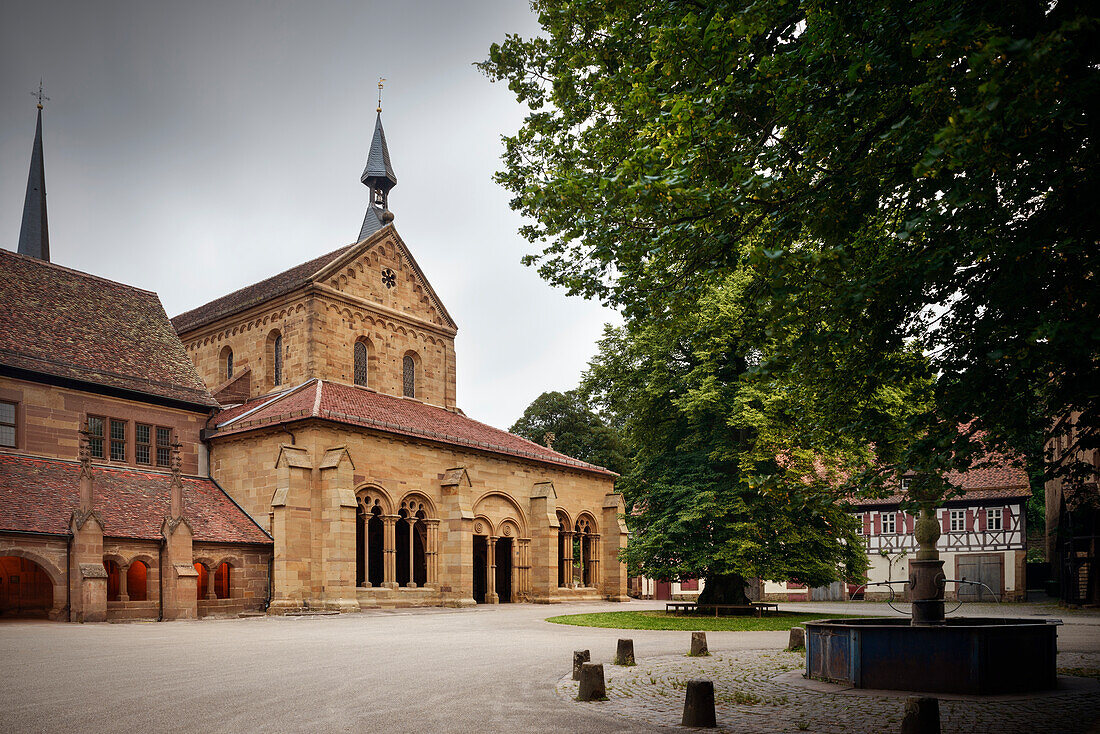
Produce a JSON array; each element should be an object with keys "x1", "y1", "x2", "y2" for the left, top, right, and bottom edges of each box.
[
  {"x1": 402, "y1": 354, "x2": 415, "y2": 398},
  {"x1": 354, "y1": 341, "x2": 369, "y2": 387}
]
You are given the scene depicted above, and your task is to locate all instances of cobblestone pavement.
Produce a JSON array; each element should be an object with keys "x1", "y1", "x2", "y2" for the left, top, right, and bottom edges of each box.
[{"x1": 557, "y1": 648, "x2": 1100, "y2": 734}]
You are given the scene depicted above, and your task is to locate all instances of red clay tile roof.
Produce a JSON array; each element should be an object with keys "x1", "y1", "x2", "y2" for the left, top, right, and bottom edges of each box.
[
  {"x1": 0, "y1": 249, "x2": 216, "y2": 407},
  {"x1": 854, "y1": 486, "x2": 1032, "y2": 508},
  {"x1": 0, "y1": 453, "x2": 270, "y2": 544},
  {"x1": 852, "y1": 460, "x2": 1031, "y2": 508},
  {"x1": 171, "y1": 244, "x2": 354, "y2": 334},
  {"x1": 210, "y1": 379, "x2": 617, "y2": 477}
]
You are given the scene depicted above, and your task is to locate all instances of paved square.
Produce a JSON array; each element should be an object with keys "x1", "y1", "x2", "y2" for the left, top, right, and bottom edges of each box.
[{"x1": 1, "y1": 601, "x2": 1096, "y2": 733}]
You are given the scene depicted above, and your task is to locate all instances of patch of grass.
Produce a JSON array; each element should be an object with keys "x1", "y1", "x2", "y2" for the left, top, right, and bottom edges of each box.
[
  {"x1": 1059, "y1": 667, "x2": 1100, "y2": 680},
  {"x1": 546, "y1": 610, "x2": 861, "y2": 631}
]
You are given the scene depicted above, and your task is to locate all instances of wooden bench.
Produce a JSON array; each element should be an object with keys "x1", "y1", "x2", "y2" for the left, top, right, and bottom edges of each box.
[
  {"x1": 665, "y1": 601, "x2": 697, "y2": 615},
  {"x1": 751, "y1": 601, "x2": 780, "y2": 616},
  {"x1": 664, "y1": 601, "x2": 780, "y2": 617}
]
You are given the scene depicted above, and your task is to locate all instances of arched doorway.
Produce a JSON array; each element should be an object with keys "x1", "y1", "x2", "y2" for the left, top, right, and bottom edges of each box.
[
  {"x1": 0, "y1": 556, "x2": 54, "y2": 619},
  {"x1": 472, "y1": 535, "x2": 488, "y2": 604},
  {"x1": 495, "y1": 537, "x2": 513, "y2": 603}
]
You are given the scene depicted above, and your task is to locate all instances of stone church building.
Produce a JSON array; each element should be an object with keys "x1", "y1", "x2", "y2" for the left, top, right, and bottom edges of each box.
[{"x1": 0, "y1": 103, "x2": 626, "y2": 620}]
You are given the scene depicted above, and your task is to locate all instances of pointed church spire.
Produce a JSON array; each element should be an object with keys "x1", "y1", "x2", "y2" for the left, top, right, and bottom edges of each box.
[
  {"x1": 18, "y1": 85, "x2": 50, "y2": 261},
  {"x1": 358, "y1": 79, "x2": 397, "y2": 241}
]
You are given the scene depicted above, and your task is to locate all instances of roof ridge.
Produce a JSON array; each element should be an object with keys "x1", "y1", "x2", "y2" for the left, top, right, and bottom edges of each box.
[
  {"x1": 0, "y1": 248, "x2": 158, "y2": 296},
  {"x1": 172, "y1": 243, "x2": 357, "y2": 331},
  {"x1": 0, "y1": 348, "x2": 214, "y2": 399},
  {"x1": 217, "y1": 380, "x2": 317, "y2": 428}
]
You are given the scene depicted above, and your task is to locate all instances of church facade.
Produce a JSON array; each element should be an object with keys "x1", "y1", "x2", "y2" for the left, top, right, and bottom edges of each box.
[
  {"x1": 0, "y1": 102, "x2": 627, "y2": 620},
  {"x1": 173, "y1": 112, "x2": 627, "y2": 610}
]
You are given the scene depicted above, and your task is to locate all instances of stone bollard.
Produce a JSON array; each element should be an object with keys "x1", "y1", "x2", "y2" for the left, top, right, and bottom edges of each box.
[
  {"x1": 788, "y1": 626, "x2": 805, "y2": 650},
  {"x1": 900, "y1": 696, "x2": 941, "y2": 734},
  {"x1": 615, "y1": 638, "x2": 636, "y2": 666},
  {"x1": 572, "y1": 650, "x2": 590, "y2": 680},
  {"x1": 689, "y1": 631, "x2": 709, "y2": 656},
  {"x1": 681, "y1": 679, "x2": 717, "y2": 728},
  {"x1": 578, "y1": 662, "x2": 607, "y2": 701}
]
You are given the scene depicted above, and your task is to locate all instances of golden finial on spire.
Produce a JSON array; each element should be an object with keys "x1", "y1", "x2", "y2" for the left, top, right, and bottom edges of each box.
[
  {"x1": 377, "y1": 77, "x2": 386, "y2": 113},
  {"x1": 31, "y1": 79, "x2": 49, "y2": 110}
]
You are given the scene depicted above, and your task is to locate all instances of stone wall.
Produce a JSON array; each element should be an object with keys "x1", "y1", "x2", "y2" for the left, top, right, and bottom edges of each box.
[
  {"x1": 0, "y1": 533, "x2": 68, "y2": 620},
  {"x1": 193, "y1": 542, "x2": 271, "y2": 618},
  {"x1": 177, "y1": 232, "x2": 459, "y2": 408},
  {"x1": 209, "y1": 420, "x2": 624, "y2": 610},
  {"x1": 0, "y1": 376, "x2": 207, "y2": 475}
]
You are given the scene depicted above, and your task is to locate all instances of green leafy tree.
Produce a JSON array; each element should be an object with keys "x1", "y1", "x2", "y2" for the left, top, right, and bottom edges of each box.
[
  {"x1": 582, "y1": 271, "x2": 870, "y2": 602},
  {"x1": 510, "y1": 390, "x2": 629, "y2": 474},
  {"x1": 481, "y1": 0, "x2": 1098, "y2": 491}
]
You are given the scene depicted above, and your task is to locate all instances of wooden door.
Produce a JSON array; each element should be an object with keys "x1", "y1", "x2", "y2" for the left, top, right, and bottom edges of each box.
[{"x1": 957, "y1": 554, "x2": 1001, "y2": 601}]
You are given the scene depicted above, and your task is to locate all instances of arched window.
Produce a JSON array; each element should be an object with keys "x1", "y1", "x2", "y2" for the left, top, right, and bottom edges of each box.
[
  {"x1": 127, "y1": 560, "x2": 148, "y2": 602},
  {"x1": 214, "y1": 562, "x2": 231, "y2": 599},
  {"x1": 354, "y1": 341, "x2": 369, "y2": 387},
  {"x1": 105, "y1": 560, "x2": 121, "y2": 601},
  {"x1": 268, "y1": 330, "x2": 283, "y2": 387},
  {"x1": 220, "y1": 346, "x2": 234, "y2": 381},
  {"x1": 575, "y1": 516, "x2": 595, "y2": 587},
  {"x1": 402, "y1": 354, "x2": 416, "y2": 398},
  {"x1": 194, "y1": 562, "x2": 208, "y2": 599}
]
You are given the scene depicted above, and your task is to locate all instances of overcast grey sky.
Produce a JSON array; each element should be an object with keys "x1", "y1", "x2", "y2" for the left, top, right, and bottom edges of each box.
[{"x1": 0, "y1": 1, "x2": 618, "y2": 430}]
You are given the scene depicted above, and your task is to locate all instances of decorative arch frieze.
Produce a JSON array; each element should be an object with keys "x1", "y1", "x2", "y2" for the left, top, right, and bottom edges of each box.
[
  {"x1": 355, "y1": 483, "x2": 394, "y2": 515},
  {"x1": 473, "y1": 491, "x2": 529, "y2": 538}
]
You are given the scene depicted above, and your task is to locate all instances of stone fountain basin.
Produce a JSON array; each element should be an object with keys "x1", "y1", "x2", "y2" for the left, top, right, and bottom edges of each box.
[{"x1": 804, "y1": 617, "x2": 1059, "y2": 695}]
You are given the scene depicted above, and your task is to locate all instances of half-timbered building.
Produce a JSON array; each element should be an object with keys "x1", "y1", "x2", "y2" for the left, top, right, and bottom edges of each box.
[{"x1": 763, "y1": 461, "x2": 1031, "y2": 603}]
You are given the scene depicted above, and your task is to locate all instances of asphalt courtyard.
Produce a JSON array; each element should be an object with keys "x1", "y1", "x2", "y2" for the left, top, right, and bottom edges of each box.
[{"x1": 0, "y1": 600, "x2": 1096, "y2": 734}]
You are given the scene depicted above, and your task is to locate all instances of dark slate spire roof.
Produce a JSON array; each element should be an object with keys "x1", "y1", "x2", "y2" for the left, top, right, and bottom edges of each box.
[
  {"x1": 360, "y1": 112, "x2": 397, "y2": 190},
  {"x1": 358, "y1": 111, "x2": 397, "y2": 243},
  {"x1": 358, "y1": 206, "x2": 386, "y2": 240},
  {"x1": 17, "y1": 107, "x2": 49, "y2": 262}
]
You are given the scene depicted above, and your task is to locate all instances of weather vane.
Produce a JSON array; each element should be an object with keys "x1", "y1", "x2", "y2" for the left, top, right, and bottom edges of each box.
[
  {"x1": 377, "y1": 77, "x2": 386, "y2": 113},
  {"x1": 31, "y1": 79, "x2": 49, "y2": 109}
]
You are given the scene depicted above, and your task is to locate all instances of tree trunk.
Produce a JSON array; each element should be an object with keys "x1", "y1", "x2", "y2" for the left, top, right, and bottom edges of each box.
[{"x1": 697, "y1": 573, "x2": 750, "y2": 605}]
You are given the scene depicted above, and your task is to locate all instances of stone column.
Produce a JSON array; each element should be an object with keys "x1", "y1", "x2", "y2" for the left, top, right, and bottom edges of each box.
[
  {"x1": 591, "y1": 534, "x2": 601, "y2": 591},
  {"x1": 70, "y1": 432, "x2": 108, "y2": 622},
  {"x1": 440, "y1": 467, "x2": 476, "y2": 607},
  {"x1": 602, "y1": 492, "x2": 630, "y2": 601},
  {"x1": 383, "y1": 515, "x2": 399, "y2": 589},
  {"x1": 562, "y1": 531, "x2": 574, "y2": 587},
  {"x1": 486, "y1": 536, "x2": 499, "y2": 604},
  {"x1": 529, "y1": 482, "x2": 560, "y2": 603},
  {"x1": 206, "y1": 565, "x2": 217, "y2": 600},
  {"x1": 269, "y1": 444, "x2": 313, "y2": 614},
  {"x1": 367, "y1": 517, "x2": 376, "y2": 589},
  {"x1": 118, "y1": 563, "x2": 129, "y2": 602},
  {"x1": 426, "y1": 519, "x2": 441, "y2": 587},
  {"x1": 517, "y1": 538, "x2": 531, "y2": 600},
  {"x1": 317, "y1": 446, "x2": 360, "y2": 612},
  {"x1": 407, "y1": 517, "x2": 418, "y2": 588}
]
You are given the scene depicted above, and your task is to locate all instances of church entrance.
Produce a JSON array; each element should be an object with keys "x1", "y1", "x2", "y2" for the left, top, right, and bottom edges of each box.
[
  {"x1": 0, "y1": 556, "x2": 53, "y2": 619},
  {"x1": 473, "y1": 536, "x2": 488, "y2": 604},
  {"x1": 495, "y1": 537, "x2": 513, "y2": 603}
]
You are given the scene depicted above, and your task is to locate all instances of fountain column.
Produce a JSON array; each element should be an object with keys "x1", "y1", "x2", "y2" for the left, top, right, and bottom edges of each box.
[{"x1": 909, "y1": 498, "x2": 946, "y2": 625}]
